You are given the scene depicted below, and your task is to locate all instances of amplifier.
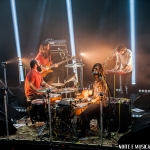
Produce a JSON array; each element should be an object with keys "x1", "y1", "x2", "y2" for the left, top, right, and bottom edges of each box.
[
  {"x1": 109, "y1": 102, "x2": 132, "y2": 133},
  {"x1": 46, "y1": 39, "x2": 67, "y2": 53},
  {"x1": 110, "y1": 97, "x2": 131, "y2": 104}
]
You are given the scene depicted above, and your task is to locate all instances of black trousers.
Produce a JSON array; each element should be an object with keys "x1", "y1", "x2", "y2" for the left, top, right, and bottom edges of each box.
[
  {"x1": 121, "y1": 71, "x2": 132, "y2": 98},
  {"x1": 80, "y1": 104, "x2": 109, "y2": 137}
]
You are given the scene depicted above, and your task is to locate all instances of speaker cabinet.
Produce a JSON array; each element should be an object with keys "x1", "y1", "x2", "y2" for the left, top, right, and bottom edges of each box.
[
  {"x1": 0, "y1": 111, "x2": 17, "y2": 136},
  {"x1": 2, "y1": 104, "x2": 25, "y2": 121},
  {"x1": 118, "y1": 124, "x2": 150, "y2": 144},
  {"x1": 109, "y1": 103, "x2": 132, "y2": 133},
  {"x1": 131, "y1": 114, "x2": 150, "y2": 132}
]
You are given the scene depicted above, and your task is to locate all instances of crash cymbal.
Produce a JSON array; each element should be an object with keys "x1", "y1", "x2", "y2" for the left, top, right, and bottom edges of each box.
[
  {"x1": 65, "y1": 63, "x2": 85, "y2": 68},
  {"x1": 51, "y1": 83, "x2": 65, "y2": 87}
]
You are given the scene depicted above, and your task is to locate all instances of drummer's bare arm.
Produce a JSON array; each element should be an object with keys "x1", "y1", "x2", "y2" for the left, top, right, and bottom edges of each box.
[{"x1": 41, "y1": 81, "x2": 51, "y2": 88}]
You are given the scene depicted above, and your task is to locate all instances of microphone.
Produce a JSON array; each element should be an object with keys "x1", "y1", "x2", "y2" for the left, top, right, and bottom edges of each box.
[
  {"x1": 99, "y1": 92, "x2": 103, "y2": 96},
  {"x1": 1, "y1": 62, "x2": 7, "y2": 65}
]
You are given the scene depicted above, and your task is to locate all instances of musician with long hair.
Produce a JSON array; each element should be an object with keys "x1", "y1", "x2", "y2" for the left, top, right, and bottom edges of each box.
[
  {"x1": 112, "y1": 44, "x2": 133, "y2": 98},
  {"x1": 79, "y1": 63, "x2": 109, "y2": 140},
  {"x1": 35, "y1": 40, "x2": 58, "y2": 82}
]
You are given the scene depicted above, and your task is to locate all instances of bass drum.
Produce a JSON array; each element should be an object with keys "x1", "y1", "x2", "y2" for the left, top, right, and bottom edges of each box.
[
  {"x1": 30, "y1": 99, "x2": 47, "y2": 122},
  {"x1": 56, "y1": 100, "x2": 73, "y2": 120}
]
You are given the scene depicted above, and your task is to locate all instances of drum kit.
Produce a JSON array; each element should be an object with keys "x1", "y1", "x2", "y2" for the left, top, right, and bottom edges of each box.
[{"x1": 29, "y1": 62, "x2": 92, "y2": 140}]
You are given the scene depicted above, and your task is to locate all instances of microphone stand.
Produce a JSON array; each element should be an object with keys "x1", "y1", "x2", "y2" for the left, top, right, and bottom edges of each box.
[
  {"x1": 0, "y1": 80, "x2": 14, "y2": 96},
  {"x1": 101, "y1": 74, "x2": 113, "y2": 139},
  {"x1": 1, "y1": 63, "x2": 9, "y2": 140},
  {"x1": 99, "y1": 93, "x2": 103, "y2": 146}
]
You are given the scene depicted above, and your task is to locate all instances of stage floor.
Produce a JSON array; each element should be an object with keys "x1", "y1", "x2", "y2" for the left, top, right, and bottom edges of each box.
[{"x1": 0, "y1": 117, "x2": 124, "y2": 150}]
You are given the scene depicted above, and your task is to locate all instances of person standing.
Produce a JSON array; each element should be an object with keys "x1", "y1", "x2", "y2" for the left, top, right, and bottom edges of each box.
[
  {"x1": 35, "y1": 40, "x2": 58, "y2": 83},
  {"x1": 112, "y1": 44, "x2": 133, "y2": 98}
]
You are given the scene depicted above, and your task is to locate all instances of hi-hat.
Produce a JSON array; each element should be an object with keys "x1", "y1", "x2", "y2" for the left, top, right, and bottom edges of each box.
[
  {"x1": 51, "y1": 83, "x2": 65, "y2": 87},
  {"x1": 65, "y1": 63, "x2": 85, "y2": 68}
]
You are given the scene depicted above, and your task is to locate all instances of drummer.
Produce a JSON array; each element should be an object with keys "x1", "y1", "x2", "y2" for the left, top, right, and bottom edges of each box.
[
  {"x1": 79, "y1": 63, "x2": 109, "y2": 140},
  {"x1": 25, "y1": 59, "x2": 55, "y2": 101}
]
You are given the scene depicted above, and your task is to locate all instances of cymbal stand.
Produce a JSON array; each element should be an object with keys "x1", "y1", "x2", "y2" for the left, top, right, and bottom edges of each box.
[
  {"x1": 47, "y1": 89, "x2": 52, "y2": 141},
  {"x1": 38, "y1": 89, "x2": 53, "y2": 140},
  {"x1": 1, "y1": 63, "x2": 9, "y2": 140},
  {"x1": 79, "y1": 57, "x2": 84, "y2": 88}
]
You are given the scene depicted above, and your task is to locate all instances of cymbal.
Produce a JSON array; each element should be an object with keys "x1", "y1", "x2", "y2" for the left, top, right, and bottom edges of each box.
[
  {"x1": 51, "y1": 83, "x2": 65, "y2": 87},
  {"x1": 65, "y1": 63, "x2": 85, "y2": 68},
  {"x1": 38, "y1": 88, "x2": 48, "y2": 93},
  {"x1": 62, "y1": 98, "x2": 76, "y2": 102},
  {"x1": 58, "y1": 87, "x2": 78, "y2": 93}
]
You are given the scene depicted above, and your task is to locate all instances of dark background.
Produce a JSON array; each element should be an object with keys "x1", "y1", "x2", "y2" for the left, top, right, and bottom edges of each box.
[{"x1": 0, "y1": 0, "x2": 150, "y2": 97}]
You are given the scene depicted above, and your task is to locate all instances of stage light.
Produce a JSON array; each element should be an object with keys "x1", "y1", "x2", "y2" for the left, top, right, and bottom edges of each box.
[
  {"x1": 66, "y1": 0, "x2": 76, "y2": 67},
  {"x1": 129, "y1": 0, "x2": 136, "y2": 84},
  {"x1": 80, "y1": 53, "x2": 84, "y2": 56},
  {"x1": 10, "y1": 0, "x2": 24, "y2": 83}
]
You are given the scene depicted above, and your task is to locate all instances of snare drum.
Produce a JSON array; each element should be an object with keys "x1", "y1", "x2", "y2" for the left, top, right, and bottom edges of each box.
[
  {"x1": 75, "y1": 103, "x2": 89, "y2": 116},
  {"x1": 31, "y1": 99, "x2": 47, "y2": 121},
  {"x1": 49, "y1": 94, "x2": 62, "y2": 103}
]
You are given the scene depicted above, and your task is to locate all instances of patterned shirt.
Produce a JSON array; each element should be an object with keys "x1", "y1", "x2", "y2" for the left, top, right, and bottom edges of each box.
[{"x1": 93, "y1": 77, "x2": 108, "y2": 107}]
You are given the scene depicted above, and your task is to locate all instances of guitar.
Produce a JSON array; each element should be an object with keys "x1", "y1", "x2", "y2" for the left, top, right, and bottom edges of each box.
[{"x1": 41, "y1": 56, "x2": 76, "y2": 77}]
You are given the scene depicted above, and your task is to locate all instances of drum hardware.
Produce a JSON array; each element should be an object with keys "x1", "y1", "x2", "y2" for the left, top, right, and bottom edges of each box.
[
  {"x1": 64, "y1": 72, "x2": 76, "y2": 84},
  {"x1": 58, "y1": 87, "x2": 78, "y2": 94},
  {"x1": 33, "y1": 89, "x2": 53, "y2": 141}
]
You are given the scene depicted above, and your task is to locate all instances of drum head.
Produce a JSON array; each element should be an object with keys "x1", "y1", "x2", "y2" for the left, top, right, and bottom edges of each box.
[
  {"x1": 50, "y1": 94, "x2": 61, "y2": 97},
  {"x1": 31, "y1": 99, "x2": 45, "y2": 105}
]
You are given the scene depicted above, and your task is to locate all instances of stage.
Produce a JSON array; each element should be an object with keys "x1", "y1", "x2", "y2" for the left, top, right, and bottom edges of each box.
[
  {"x1": 1, "y1": 92, "x2": 150, "y2": 149},
  {"x1": 0, "y1": 118, "x2": 122, "y2": 150}
]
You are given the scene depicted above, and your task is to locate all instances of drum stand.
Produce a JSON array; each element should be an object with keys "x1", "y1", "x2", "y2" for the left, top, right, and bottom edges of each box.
[
  {"x1": 56, "y1": 97, "x2": 78, "y2": 141},
  {"x1": 37, "y1": 89, "x2": 53, "y2": 141}
]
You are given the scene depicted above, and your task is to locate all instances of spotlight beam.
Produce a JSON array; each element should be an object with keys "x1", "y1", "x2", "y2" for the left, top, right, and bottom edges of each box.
[
  {"x1": 10, "y1": 0, "x2": 24, "y2": 83},
  {"x1": 66, "y1": 0, "x2": 80, "y2": 86},
  {"x1": 130, "y1": 0, "x2": 136, "y2": 84}
]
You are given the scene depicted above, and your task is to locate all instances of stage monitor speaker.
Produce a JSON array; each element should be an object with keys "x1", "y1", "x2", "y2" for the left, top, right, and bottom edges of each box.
[
  {"x1": 118, "y1": 124, "x2": 150, "y2": 144},
  {"x1": 0, "y1": 111, "x2": 17, "y2": 136},
  {"x1": 109, "y1": 103, "x2": 131, "y2": 133},
  {"x1": 2, "y1": 104, "x2": 25, "y2": 121},
  {"x1": 131, "y1": 114, "x2": 150, "y2": 132}
]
